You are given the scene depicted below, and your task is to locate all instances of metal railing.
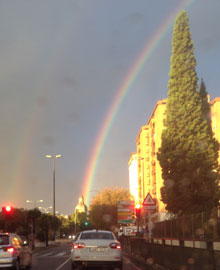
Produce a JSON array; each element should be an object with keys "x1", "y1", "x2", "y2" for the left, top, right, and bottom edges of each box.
[{"x1": 152, "y1": 208, "x2": 220, "y2": 240}]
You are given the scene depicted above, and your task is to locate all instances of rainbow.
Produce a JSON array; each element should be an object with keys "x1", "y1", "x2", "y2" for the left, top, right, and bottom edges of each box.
[{"x1": 82, "y1": 0, "x2": 195, "y2": 205}]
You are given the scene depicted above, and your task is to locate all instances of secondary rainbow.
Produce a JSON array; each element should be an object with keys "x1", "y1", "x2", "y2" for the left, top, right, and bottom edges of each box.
[{"x1": 82, "y1": 0, "x2": 195, "y2": 205}]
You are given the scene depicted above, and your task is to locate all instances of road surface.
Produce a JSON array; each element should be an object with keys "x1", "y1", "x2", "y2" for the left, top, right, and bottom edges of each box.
[{"x1": 32, "y1": 243, "x2": 145, "y2": 270}]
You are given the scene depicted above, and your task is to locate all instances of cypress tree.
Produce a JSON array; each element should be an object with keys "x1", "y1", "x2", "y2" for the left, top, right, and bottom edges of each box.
[
  {"x1": 199, "y1": 78, "x2": 220, "y2": 169},
  {"x1": 199, "y1": 78, "x2": 211, "y2": 124},
  {"x1": 157, "y1": 11, "x2": 220, "y2": 215}
]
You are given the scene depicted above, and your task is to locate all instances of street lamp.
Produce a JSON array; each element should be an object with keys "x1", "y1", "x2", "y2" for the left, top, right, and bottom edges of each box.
[
  {"x1": 26, "y1": 199, "x2": 43, "y2": 208},
  {"x1": 45, "y1": 154, "x2": 62, "y2": 218}
]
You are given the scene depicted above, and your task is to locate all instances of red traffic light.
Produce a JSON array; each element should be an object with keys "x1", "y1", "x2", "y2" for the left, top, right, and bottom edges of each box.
[
  {"x1": 5, "y1": 206, "x2": 12, "y2": 212},
  {"x1": 135, "y1": 204, "x2": 141, "y2": 218},
  {"x1": 135, "y1": 204, "x2": 140, "y2": 209},
  {"x1": 2, "y1": 205, "x2": 14, "y2": 214}
]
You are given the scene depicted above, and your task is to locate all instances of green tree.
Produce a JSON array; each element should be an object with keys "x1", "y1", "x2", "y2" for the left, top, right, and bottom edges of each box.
[
  {"x1": 89, "y1": 187, "x2": 130, "y2": 230},
  {"x1": 157, "y1": 10, "x2": 220, "y2": 215},
  {"x1": 199, "y1": 79, "x2": 219, "y2": 152},
  {"x1": 37, "y1": 214, "x2": 52, "y2": 246},
  {"x1": 27, "y1": 208, "x2": 42, "y2": 249},
  {"x1": 37, "y1": 214, "x2": 61, "y2": 246},
  {"x1": 58, "y1": 215, "x2": 75, "y2": 237},
  {"x1": 0, "y1": 208, "x2": 30, "y2": 235},
  {"x1": 199, "y1": 79, "x2": 210, "y2": 123}
]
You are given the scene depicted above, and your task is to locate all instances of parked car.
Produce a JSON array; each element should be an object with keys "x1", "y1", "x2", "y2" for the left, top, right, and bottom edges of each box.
[
  {"x1": 0, "y1": 233, "x2": 32, "y2": 269},
  {"x1": 71, "y1": 230, "x2": 122, "y2": 269}
]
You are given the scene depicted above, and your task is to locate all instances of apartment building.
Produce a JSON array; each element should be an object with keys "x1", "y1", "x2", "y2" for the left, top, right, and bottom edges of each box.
[
  {"x1": 211, "y1": 97, "x2": 220, "y2": 164},
  {"x1": 129, "y1": 97, "x2": 220, "y2": 213},
  {"x1": 128, "y1": 153, "x2": 138, "y2": 204}
]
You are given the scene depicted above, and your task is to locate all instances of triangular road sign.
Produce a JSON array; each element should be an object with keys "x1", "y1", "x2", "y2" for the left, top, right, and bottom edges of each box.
[{"x1": 143, "y1": 193, "x2": 155, "y2": 206}]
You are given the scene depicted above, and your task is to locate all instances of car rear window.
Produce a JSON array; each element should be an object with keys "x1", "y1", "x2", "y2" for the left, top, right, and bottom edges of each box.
[
  {"x1": 80, "y1": 232, "x2": 114, "y2": 240},
  {"x1": 0, "y1": 235, "x2": 9, "y2": 245}
]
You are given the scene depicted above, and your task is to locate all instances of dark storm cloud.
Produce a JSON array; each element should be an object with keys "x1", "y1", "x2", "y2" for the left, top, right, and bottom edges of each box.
[{"x1": 0, "y1": 0, "x2": 219, "y2": 215}]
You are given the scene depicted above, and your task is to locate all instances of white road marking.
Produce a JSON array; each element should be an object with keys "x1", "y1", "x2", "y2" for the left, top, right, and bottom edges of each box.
[
  {"x1": 56, "y1": 252, "x2": 67, "y2": 257},
  {"x1": 55, "y1": 257, "x2": 71, "y2": 270},
  {"x1": 33, "y1": 251, "x2": 69, "y2": 257},
  {"x1": 39, "y1": 252, "x2": 53, "y2": 257}
]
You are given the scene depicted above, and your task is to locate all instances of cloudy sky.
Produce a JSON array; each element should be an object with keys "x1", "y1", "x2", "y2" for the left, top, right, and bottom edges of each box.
[{"x1": 0, "y1": 0, "x2": 219, "y2": 215}]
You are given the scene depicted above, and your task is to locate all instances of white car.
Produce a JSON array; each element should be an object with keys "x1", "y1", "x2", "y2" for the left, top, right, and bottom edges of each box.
[
  {"x1": 0, "y1": 233, "x2": 32, "y2": 269},
  {"x1": 71, "y1": 230, "x2": 122, "y2": 269}
]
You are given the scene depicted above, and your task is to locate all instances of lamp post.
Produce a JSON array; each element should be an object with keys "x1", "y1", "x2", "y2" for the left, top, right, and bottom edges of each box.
[
  {"x1": 45, "y1": 154, "x2": 62, "y2": 218},
  {"x1": 26, "y1": 199, "x2": 43, "y2": 208}
]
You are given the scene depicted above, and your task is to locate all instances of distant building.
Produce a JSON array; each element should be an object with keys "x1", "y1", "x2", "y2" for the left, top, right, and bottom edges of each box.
[
  {"x1": 75, "y1": 195, "x2": 88, "y2": 214},
  {"x1": 135, "y1": 99, "x2": 166, "y2": 211},
  {"x1": 128, "y1": 153, "x2": 138, "y2": 204},
  {"x1": 130, "y1": 97, "x2": 220, "y2": 213}
]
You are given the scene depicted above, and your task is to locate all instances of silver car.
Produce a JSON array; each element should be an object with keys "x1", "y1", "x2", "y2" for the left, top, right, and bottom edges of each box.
[
  {"x1": 71, "y1": 230, "x2": 122, "y2": 269},
  {"x1": 0, "y1": 233, "x2": 32, "y2": 269}
]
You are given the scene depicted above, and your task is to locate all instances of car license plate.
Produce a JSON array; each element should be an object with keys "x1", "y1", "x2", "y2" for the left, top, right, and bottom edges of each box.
[{"x1": 90, "y1": 247, "x2": 106, "y2": 252}]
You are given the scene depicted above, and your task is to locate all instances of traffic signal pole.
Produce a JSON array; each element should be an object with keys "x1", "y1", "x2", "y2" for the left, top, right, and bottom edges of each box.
[
  {"x1": 2, "y1": 206, "x2": 14, "y2": 232},
  {"x1": 148, "y1": 210, "x2": 152, "y2": 243},
  {"x1": 135, "y1": 204, "x2": 141, "y2": 235}
]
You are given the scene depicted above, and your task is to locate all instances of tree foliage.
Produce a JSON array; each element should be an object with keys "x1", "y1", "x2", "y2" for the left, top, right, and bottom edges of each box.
[
  {"x1": 89, "y1": 187, "x2": 130, "y2": 230},
  {"x1": 59, "y1": 215, "x2": 75, "y2": 237},
  {"x1": 0, "y1": 207, "x2": 65, "y2": 246},
  {"x1": 0, "y1": 208, "x2": 30, "y2": 235},
  {"x1": 199, "y1": 79, "x2": 210, "y2": 123},
  {"x1": 157, "y1": 11, "x2": 220, "y2": 215},
  {"x1": 37, "y1": 214, "x2": 61, "y2": 245}
]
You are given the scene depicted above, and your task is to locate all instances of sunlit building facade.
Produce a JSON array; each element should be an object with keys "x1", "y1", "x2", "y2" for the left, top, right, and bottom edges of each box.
[
  {"x1": 130, "y1": 97, "x2": 220, "y2": 213},
  {"x1": 136, "y1": 125, "x2": 149, "y2": 204},
  {"x1": 211, "y1": 97, "x2": 220, "y2": 164},
  {"x1": 135, "y1": 99, "x2": 167, "y2": 211},
  {"x1": 128, "y1": 153, "x2": 139, "y2": 204}
]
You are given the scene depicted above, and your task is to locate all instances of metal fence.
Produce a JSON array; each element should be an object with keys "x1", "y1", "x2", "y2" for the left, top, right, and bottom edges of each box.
[
  {"x1": 122, "y1": 236, "x2": 219, "y2": 270},
  {"x1": 152, "y1": 208, "x2": 220, "y2": 240}
]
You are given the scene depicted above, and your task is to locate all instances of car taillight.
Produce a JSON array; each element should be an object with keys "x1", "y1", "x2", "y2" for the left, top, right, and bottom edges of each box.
[
  {"x1": 73, "y1": 242, "x2": 85, "y2": 249},
  {"x1": 4, "y1": 247, "x2": 15, "y2": 253},
  {"x1": 109, "y1": 243, "x2": 121, "y2": 249}
]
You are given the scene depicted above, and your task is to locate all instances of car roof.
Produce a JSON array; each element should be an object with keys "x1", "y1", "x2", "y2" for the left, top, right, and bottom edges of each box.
[
  {"x1": 81, "y1": 230, "x2": 113, "y2": 233},
  {"x1": 0, "y1": 233, "x2": 16, "y2": 236}
]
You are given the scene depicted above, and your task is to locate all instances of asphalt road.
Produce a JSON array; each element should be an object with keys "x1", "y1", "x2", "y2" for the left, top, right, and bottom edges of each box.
[{"x1": 32, "y1": 244, "x2": 145, "y2": 270}]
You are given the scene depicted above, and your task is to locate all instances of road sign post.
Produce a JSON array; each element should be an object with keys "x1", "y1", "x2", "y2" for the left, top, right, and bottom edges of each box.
[
  {"x1": 142, "y1": 193, "x2": 156, "y2": 242},
  {"x1": 117, "y1": 200, "x2": 135, "y2": 224}
]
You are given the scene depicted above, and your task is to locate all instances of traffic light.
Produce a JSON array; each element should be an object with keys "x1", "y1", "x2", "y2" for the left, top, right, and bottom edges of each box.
[
  {"x1": 2, "y1": 205, "x2": 14, "y2": 215},
  {"x1": 135, "y1": 204, "x2": 141, "y2": 219},
  {"x1": 84, "y1": 221, "x2": 89, "y2": 226}
]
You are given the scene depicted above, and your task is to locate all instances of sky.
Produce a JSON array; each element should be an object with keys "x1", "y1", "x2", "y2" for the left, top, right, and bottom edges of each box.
[{"x1": 0, "y1": 0, "x2": 219, "y2": 215}]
